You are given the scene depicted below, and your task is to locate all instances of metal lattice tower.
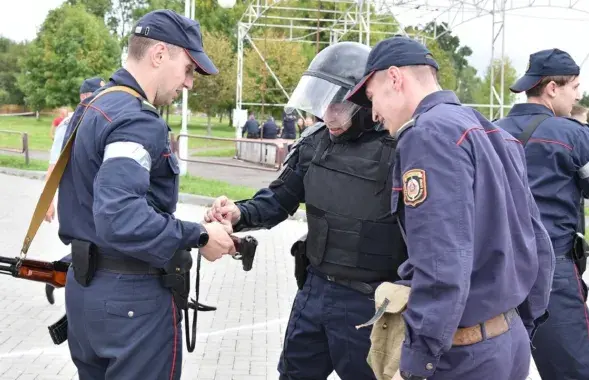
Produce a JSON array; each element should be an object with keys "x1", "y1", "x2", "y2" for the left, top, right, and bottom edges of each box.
[{"x1": 233, "y1": 0, "x2": 589, "y2": 131}]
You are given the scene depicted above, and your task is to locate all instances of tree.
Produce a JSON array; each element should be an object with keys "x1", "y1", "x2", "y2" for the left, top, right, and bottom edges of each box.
[
  {"x1": 0, "y1": 37, "x2": 28, "y2": 106},
  {"x1": 472, "y1": 57, "x2": 519, "y2": 118},
  {"x1": 188, "y1": 32, "x2": 236, "y2": 134},
  {"x1": 67, "y1": 0, "x2": 113, "y2": 19},
  {"x1": 17, "y1": 4, "x2": 121, "y2": 110},
  {"x1": 242, "y1": 31, "x2": 309, "y2": 119},
  {"x1": 580, "y1": 92, "x2": 589, "y2": 108}
]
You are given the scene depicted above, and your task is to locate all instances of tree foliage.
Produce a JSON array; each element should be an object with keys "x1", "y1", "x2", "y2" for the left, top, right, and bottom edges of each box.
[
  {"x1": 472, "y1": 57, "x2": 519, "y2": 117},
  {"x1": 0, "y1": 37, "x2": 28, "y2": 106},
  {"x1": 242, "y1": 30, "x2": 309, "y2": 119},
  {"x1": 188, "y1": 32, "x2": 236, "y2": 134},
  {"x1": 17, "y1": 3, "x2": 121, "y2": 110}
]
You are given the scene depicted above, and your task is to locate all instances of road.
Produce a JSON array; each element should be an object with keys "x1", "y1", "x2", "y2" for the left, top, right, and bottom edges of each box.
[{"x1": 0, "y1": 173, "x2": 550, "y2": 380}]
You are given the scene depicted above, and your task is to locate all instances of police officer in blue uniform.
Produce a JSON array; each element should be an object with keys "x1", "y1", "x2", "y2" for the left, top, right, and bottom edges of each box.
[
  {"x1": 56, "y1": 10, "x2": 236, "y2": 380},
  {"x1": 204, "y1": 41, "x2": 407, "y2": 380},
  {"x1": 346, "y1": 36, "x2": 555, "y2": 380},
  {"x1": 494, "y1": 48, "x2": 589, "y2": 380}
]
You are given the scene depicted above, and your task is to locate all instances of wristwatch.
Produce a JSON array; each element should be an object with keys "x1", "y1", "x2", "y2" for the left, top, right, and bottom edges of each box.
[
  {"x1": 196, "y1": 230, "x2": 209, "y2": 248},
  {"x1": 400, "y1": 371, "x2": 427, "y2": 380}
]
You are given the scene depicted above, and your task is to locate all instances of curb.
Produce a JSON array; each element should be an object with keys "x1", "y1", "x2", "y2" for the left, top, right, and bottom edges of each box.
[{"x1": 0, "y1": 166, "x2": 308, "y2": 223}]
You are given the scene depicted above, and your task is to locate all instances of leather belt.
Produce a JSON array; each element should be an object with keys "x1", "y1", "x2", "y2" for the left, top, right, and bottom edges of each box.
[
  {"x1": 452, "y1": 308, "x2": 517, "y2": 346},
  {"x1": 312, "y1": 269, "x2": 375, "y2": 295},
  {"x1": 96, "y1": 254, "x2": 163, "y2": 275}
]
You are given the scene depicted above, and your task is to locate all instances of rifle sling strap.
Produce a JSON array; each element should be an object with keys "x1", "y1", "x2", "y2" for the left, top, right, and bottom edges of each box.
[{"x1": 19, "y1": 86, "x2": 142, "y2": 257}]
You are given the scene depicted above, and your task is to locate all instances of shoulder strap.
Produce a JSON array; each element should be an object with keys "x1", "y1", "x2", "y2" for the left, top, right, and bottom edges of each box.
[
  {"x1": 518, "y1": 114, "x2": 551, "y2": 146},
  {"x1": 19, "y1": 85, "x2": 142, "y2": 258}
]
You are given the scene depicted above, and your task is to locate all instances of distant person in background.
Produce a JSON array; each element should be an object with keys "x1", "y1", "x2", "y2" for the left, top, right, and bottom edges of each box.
[
  {"x1": 296, "y1": 117, "x2": 306, "y2": 136},
  {"x1": 44, "y1": 77, "x2": 105, "y2": 223},
  {"x1": 242, "y1": 112, "x2": 260, "y2": 138},
  {"x1": 571, "y1": 103, "x2": 588, "y2": 124},
  {"x1": 50, "y1": 107, "x2": 68, "y2": 140},
  {"x1": 281, "y1": 109, "x2": 297, "y2": 139},
  {"x1": 261, "y1": 116, "x2": 278, "y2": 139}
]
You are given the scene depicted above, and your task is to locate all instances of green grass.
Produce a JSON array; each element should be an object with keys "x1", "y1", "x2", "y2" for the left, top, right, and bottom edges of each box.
[
  {"x1": 192, "y1": 148, "x2": 236, "y2": 157},
  {"x1": 0, "y1": 154, "x2": 48, "y2": 171},
  {"x1": 0, "y1": 114, "x2": 240, "y2": 153},
  {"x1": 0, "y1": 116, "x2": 54, "y2": 151}
]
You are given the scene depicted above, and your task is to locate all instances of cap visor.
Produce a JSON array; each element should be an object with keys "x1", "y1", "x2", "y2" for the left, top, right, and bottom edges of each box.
[
  {"x1": 509, "y1": 75, "x2": 542, "y2": 93},
  {"x1": 185, "y1": 48, "x2": 219, "y2": 76},
  {"x1": 345, "y1": 71, "x2": 374, "y2": 107}
]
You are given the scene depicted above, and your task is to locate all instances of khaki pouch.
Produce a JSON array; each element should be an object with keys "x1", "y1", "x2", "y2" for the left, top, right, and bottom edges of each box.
[{"x1": 356, "y1": 282, "x2": 411, "y2": 380}]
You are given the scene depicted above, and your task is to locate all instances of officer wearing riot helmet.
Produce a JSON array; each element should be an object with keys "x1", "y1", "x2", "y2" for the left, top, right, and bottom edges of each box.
[
  {"x1": 204, "y1": 41, "x2": 407, "y2": 379},
  {"x1": 495, "y1": 48, "x2": 589, "y2": 380},
  {"x1": 56, "y1": 10, "x2": 235, "y2": 380}
]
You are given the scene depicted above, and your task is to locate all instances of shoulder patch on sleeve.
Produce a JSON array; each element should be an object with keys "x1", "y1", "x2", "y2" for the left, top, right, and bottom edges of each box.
[
  {"x1": 402, "y1": 168, "x2": 427, "y2": 207},
  {"x1": 141, "y1": 99, "x2": 159, "y2": 115}
]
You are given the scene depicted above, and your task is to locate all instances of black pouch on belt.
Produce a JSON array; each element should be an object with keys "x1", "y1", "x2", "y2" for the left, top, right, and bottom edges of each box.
[
  {"x1": 71, "y1": 240, "x2": 97, "y2": 287},
  {"x1": 291, "y1": 234, "x2": 309, "y2": 290},
  {"x1": 162, "y1": 249, "x2": 193, "y2": 310}
]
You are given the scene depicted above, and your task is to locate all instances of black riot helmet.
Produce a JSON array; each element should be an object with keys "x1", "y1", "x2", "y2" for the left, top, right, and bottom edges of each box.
[{"x1": 285, "y1": 42, "x2": 371, "y2": 133}]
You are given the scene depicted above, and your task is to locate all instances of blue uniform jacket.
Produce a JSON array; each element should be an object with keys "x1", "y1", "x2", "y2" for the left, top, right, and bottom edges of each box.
[
  {"x1": 57, "y1": 68, "x2": 207, "y2": 268},
  {"x1": 392, "y1": 91, "x2": 555, "y2": 377},
  {"x1": 495, "y1": 103, "x2": 589, "y2": 256}
]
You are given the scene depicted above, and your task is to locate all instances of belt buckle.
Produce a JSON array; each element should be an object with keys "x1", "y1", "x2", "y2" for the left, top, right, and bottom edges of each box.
[{"x1": 326, "y1": 275, "x2": 336, "y2": 282}]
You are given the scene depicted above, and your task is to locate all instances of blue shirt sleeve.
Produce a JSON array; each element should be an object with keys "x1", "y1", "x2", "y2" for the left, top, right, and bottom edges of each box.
[
  {"x1": 396, "y1": 127, "x2": 475, "y2": 377},
  {"x1": 517, "y1": 183, "x2": 555, "y2": 336},
  {"x1": 92, "y1": 111, "x2": 206, "y2": 268}
]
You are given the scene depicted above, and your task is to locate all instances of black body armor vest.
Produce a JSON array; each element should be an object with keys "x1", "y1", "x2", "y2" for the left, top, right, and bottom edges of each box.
[{"x1": 303, "y1": 129, "x2": 407, "y2": 282}]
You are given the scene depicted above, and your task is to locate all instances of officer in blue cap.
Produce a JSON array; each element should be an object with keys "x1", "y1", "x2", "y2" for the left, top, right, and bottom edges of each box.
[
  {"x1": 494, "y1": 48, "x2": 589, "y2": 380},
  {"x1": 56, "y1": 9, "x2": 236, "y2": 380},
  {"x1": 346, "y1": 36, "x2": 555, "y2": 380}
]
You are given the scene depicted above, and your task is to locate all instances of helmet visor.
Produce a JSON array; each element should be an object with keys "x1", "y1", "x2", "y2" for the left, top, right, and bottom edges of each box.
[{"x1": 285, "y1": 76, "x2": 361, "y2": 124}]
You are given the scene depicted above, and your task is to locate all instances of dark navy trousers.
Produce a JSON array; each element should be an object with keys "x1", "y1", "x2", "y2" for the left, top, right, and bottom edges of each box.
[
  {"x1": 531, "y1": 255, "x2": 589, "y2": 380},
  {"x1": 65, "y1": 267, "x2": 182, "y2": 380},
  {"x1": 277, "y1": 268, "x2": 378, "y2": 380}
]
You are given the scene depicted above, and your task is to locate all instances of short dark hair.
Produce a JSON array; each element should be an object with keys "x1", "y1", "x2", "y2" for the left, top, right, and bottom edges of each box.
[
  {"x1": 525, "y1": 75, "x2": 577, "y2": 98},
  {"x1": 127, "y1": 34, "x2": 180, "y2": 60}
]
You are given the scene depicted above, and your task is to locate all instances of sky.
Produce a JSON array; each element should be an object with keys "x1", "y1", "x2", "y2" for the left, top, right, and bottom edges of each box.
[{"x1": 2, "y1": 0, "x2": 589, "y2": 100}]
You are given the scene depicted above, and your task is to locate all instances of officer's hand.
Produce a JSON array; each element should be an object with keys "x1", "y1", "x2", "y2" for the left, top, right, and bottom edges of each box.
[
  {"x1": 199, "y1": 221, "x2": 237, "y2": 262},
  {"x1": 204, "y1": 196, "x2": 241, "y2": 225},
  {"x1": 44, "y1": 202, "x2": 55, "y2": 223}
]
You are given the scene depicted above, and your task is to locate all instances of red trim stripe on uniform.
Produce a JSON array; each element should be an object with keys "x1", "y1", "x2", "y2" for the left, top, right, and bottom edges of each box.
[{"x1": 169, "y1": 298, "x2": 178, "y2": 380}]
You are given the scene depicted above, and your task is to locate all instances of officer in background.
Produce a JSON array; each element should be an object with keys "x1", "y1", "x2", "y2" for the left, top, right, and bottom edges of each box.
[
  {"x1": 44, "y1": 77, "x2": 105, "y2": 223},
  {"x1": 494, "y1": 48, "x2": 589, "y2": 380},
  {"x1": 242, "y1": 112, "x2": 260, "y2": 138},
  {"x1": 204, "y1": 41, "x2": 407, "y2": 380},
  {"x1": 281, "y1": 109, "x2": 298, "y2": 139},
  {"x1": 56, "y1": 10, "x2": 235, "y2": 380},
  {"x1": 260, "y1": 115, "x2": 279, "y2": 139},
  {"x1": 347, "y1": 36, "x2": 554, "y2": 380}
]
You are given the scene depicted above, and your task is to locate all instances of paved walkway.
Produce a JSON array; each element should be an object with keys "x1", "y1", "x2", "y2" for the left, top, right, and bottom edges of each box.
[{"x1": 0, "y1": 172, "x2": 559, "y2": 380}]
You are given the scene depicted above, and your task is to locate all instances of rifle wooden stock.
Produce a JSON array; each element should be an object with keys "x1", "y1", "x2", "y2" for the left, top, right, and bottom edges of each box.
[{"x1": 0, "y1": 257, "x2": 69, "y2": 288}]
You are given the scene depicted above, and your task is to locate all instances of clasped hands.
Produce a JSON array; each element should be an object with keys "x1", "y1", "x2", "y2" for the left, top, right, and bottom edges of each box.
[{"x1": 199, "y1": 196, "x2": 241, "y2": 262}]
